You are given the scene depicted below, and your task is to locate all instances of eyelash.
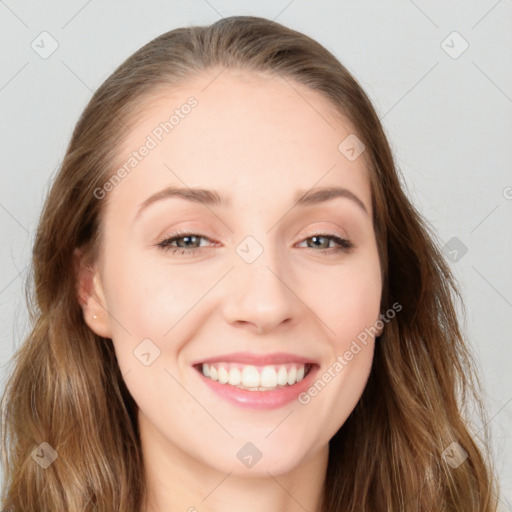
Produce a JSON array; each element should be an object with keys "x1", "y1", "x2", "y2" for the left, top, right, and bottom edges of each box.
[{"x1": 155, "y1": 230, "x2": 354, "y2": 257}]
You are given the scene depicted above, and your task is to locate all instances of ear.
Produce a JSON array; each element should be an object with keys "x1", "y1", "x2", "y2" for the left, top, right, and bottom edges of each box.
[{"x1": 73, "y1": 247, "x2": 112, "y2": 338}]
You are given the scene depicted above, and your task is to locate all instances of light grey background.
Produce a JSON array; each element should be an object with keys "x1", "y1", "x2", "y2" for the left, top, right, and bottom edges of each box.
[{"x1": 1, "y1": 0, "x2": 511, "y2": 508}]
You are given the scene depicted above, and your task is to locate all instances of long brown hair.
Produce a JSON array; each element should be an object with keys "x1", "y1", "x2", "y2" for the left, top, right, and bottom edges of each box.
[{"x1": 1, "y1": 15, "x2": 498, "y2": 511}]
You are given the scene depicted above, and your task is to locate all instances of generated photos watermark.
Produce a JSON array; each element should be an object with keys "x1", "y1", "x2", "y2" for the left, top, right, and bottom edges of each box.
[
  {"x1": 298, "y1": 301, "x2": 402, "y2": 405},
  {"x1": 93, "y1": 96, "x2": 198, "y2": 200}
]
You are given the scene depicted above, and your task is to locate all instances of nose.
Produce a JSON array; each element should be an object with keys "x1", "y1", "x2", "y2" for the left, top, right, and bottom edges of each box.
[{"x1": 221, "y1": 253, "x2": 302, "y2": 335}]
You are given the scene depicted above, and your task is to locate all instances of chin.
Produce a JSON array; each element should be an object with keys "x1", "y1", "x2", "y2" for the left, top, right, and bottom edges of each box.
[{"x1": 199, "y1": 436, "x2": 318, "y2": 478}]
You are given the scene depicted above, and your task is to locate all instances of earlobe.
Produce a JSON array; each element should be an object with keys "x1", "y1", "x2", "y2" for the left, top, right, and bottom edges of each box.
[{"x1": 73, "y1": 248, "x2": 112, "y2": 338}]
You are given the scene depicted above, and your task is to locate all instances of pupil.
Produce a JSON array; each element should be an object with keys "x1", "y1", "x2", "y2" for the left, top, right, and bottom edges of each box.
[
  {"x1": 180, "y1": 235, "x2": 196, "y2": 248},
  {"x1": 311, "y1": 236, "x2": 327, "y2": 248}
]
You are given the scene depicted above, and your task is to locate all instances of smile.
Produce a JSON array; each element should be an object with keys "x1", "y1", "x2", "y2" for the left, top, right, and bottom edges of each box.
[{"x1": 195, "y1": 362, "x2": 312, "y2": 391}]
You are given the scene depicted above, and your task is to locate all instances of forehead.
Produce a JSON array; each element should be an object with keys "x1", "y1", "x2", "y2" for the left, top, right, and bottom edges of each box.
[{"x1": 107, "y1": 69, "x2": 371, "y2": 214}]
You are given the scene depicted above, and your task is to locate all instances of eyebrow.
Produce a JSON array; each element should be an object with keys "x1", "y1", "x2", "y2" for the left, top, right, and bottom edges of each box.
[{"x1": 135, "y1": 185, "x2": 369, "y2": 219}]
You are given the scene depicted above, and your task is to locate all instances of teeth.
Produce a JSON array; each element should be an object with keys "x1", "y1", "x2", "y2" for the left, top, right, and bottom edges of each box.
[
  {"x1": 242, "y1": 365, "x2": 260, "y2": 387},
  {"x1": 199, "y1": 362, "x2": 310, "y2": 391},
  {"x1": 260, "y1": 366, "x2": 277, "y2": 388},
  {"x1": 287, "y1": 366, "x2": 297, "y2": 385},
  {"x1": 228, "y1": 367, "x2": 242, "y2": 386},
  {"x1": 277, "y1": 366, "x2": 288, "y2": 386},
  {"x1": 218, "y1": 367, "x2": 229, "y2": 384}
]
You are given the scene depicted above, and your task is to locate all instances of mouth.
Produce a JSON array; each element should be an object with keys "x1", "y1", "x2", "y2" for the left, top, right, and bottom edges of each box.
[
  {"x1": 191, "y1": 352, "x2": 320, "y2": 410},
  {"x1": 193, "y1": 361, "x2": 314, "y2": 391}
]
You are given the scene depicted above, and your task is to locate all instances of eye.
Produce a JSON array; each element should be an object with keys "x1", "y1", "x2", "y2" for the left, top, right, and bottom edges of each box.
[
  {"x1": 297, "y1": 234, "x2": 354, "y2": 254},
  {"x1": 155, "y1": 231, "x2": 216, "y2": 256}
]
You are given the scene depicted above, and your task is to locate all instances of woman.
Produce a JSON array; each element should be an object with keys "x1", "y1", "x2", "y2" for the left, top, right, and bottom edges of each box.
[{"x1": 0, "y1": 15, "x2": 498, "y2": 511}]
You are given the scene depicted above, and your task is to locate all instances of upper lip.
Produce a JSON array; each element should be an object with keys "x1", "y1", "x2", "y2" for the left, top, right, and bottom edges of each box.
[{"x1": 192, "y1": 351, "x2": 319, "y2": 366}]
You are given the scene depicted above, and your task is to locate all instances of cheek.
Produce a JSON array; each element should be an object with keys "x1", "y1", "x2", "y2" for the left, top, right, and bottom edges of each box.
[
  {"x1": 296, "y1": 272, "x2": 380, "y2": 433},
  {"x1": 101, "y1": 248, "x2": 228, "y2": 381},
  {"x1": 328, "y1": 274, "x2": 381, "y2": 344},
  {"x1": 103, "y1": 252, "x2": 204, "y2": 332},
  {"x1": 304, "y1": 252, "x2": 382, "y2": 342},
  {"x1": 298, "y1": 250, "x2": 381, "y2": 405}
]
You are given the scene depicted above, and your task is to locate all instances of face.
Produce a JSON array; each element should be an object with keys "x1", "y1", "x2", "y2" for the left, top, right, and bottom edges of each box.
[{"x1": 81, "y1": 69, "x2": 382, "y2": 477}]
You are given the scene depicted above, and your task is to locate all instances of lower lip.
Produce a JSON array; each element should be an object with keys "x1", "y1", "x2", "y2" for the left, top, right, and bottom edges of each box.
[{"x1": 195, "y1": 365, "x2": 319, "y2": 410}]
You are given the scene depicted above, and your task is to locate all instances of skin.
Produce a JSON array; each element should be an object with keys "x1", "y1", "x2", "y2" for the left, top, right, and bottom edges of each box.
[{"x1": 78, "y1": 69, "x2": 383, "y2": 512}]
